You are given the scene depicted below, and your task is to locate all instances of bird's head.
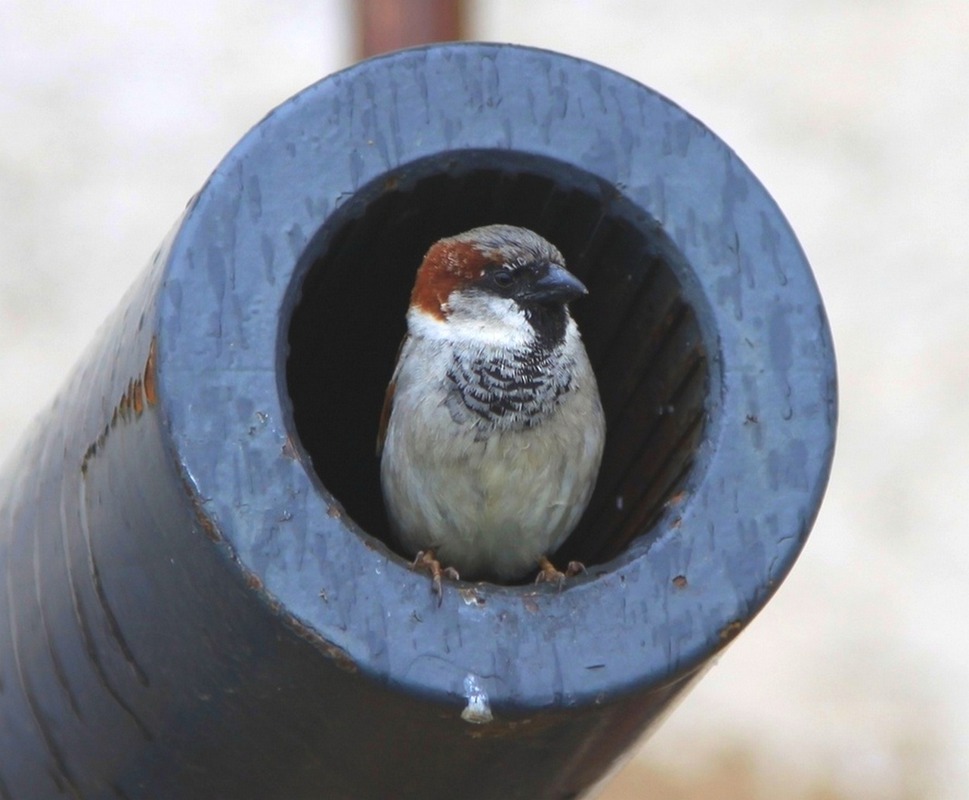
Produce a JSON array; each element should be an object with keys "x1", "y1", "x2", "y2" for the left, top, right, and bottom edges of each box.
[{"x1": 408, "y1": 224, "x2": 587, "y2": 349}]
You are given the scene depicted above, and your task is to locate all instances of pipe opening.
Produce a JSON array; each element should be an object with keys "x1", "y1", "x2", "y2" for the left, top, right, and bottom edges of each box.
[{"x1": 285, "y1": 151, "x2": 709, "y2": 582}]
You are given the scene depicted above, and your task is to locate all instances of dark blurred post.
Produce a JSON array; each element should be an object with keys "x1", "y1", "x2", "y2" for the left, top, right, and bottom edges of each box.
[{"x1": 356, "y1": 0, "x2": 465, "y2": 58}]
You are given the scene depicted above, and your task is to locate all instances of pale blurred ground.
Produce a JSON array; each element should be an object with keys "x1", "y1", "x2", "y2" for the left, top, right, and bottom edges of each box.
[{"x1": 2, "y1": 1, "x2": 967, "y2": 798}]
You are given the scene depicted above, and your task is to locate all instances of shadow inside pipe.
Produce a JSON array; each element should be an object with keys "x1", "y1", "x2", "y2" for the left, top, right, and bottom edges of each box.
[{"x1": 284, "y1": 150, "x2": 709, "y2": 582}]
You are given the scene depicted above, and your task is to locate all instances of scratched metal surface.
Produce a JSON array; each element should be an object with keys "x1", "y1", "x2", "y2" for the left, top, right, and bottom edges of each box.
[{"x1": 0, "y1": 43, "x2": 836, "y2": 799}]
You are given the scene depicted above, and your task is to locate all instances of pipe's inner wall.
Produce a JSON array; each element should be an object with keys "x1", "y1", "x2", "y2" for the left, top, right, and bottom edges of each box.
[{"x1": 285, "y1": 151, "x2": 708, "y2": 581}]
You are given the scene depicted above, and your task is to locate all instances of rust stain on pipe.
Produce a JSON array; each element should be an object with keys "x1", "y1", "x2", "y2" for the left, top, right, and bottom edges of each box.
[{"x1": 81, "y1": 337, "x2": 159, "y2": 475}]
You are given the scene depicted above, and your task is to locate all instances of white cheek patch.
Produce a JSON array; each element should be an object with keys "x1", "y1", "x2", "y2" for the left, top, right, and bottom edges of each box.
[{"x1": 411, "y1": 291, "x2": 534, "y2": 349}]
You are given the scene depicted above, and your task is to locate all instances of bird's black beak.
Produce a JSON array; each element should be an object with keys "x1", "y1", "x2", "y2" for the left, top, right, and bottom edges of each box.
[{"x1": 524, "y1": 264, "x2": 588, "y2": 304}]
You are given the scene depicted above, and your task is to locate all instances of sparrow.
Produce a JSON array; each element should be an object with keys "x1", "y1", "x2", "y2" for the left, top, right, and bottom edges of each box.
[{"x1": 377, "y1": 224, "x2": 605, "y2": 593}]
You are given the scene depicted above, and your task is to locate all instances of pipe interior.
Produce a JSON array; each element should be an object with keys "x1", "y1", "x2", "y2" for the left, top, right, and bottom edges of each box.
[{"x1": 285, "y1": 152, "x2": 709, "y2": 583}]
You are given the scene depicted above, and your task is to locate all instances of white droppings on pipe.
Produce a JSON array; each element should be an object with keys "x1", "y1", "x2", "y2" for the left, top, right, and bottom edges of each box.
[{"x1": 461, "y1": 674, "x2": 494, "y2": 724}]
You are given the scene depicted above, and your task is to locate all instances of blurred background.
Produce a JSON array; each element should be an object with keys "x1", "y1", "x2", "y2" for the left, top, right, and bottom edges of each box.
[{"x1": 2, "y1": 1, "x2": 966, "y2": 797}]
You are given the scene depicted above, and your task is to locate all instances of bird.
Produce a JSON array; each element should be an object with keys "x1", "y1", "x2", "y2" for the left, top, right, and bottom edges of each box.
[{"x1": 377, "y1": 224, "x2": 605, "y2": 597}]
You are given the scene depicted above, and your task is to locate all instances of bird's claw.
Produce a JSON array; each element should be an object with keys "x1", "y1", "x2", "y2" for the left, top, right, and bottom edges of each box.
[
  {"x1": 413, "y1": 550, "x2": 459, "y2": 605},
  {"x1": 536, "y1": 556, "x2": 585, "y2": 589}
]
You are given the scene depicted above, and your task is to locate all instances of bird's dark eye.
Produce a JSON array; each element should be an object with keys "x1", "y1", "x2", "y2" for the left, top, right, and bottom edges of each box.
[{"x1": 492, "y1": 268, "x2": 515, "y2": 289}]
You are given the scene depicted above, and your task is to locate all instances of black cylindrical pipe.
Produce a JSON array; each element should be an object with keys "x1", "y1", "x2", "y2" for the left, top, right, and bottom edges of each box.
[{"x1": 0, "y1": 44, "x2": 836, "y2": 799}]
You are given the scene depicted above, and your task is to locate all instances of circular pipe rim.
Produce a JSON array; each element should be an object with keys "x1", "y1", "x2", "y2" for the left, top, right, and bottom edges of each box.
[{"x1": 155, "y1": 42, "x2": 836, "y2": 711}]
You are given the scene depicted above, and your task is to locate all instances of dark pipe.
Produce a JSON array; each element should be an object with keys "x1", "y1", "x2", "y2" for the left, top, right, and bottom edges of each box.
[
  {"x1": 357, "y1": 0, "x2": 465, "y2": 57},
  {"x1": 0, "y1": 43, "x2": 836, "y2": 799}
]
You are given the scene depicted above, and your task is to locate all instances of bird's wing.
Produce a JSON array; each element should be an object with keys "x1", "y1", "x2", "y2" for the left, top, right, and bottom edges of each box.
[{"x1": 376, "y1": 334, "x2": 409, "y2": 459}]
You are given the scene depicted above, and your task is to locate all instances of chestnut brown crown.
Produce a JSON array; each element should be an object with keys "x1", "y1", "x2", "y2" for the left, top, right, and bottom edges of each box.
[{"x1": 409, "y1": 224, "x2": 587, "y2": 321}]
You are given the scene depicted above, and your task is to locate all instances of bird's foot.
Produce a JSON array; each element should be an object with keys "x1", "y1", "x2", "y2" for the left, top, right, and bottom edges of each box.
[
  {"x1": 413, "y1": 550, "x2": 460, "y2": 605},
  {"x1": 535, "y1": 556, "x2": 585, "y2": 589}
]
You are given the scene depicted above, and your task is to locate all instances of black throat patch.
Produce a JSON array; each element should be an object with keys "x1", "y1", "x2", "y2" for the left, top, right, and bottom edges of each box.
[{"x1": 521, "y1": 302, "x2": 569, "y2": 349}]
